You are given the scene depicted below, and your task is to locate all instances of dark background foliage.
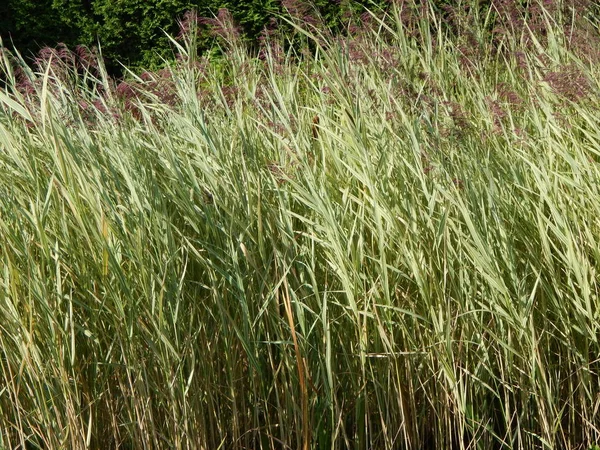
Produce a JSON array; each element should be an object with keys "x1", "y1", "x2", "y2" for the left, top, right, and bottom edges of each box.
[
  {"x1": 2, "y1": 0, "x2": 599, "y2": 77},
  {"x1": 0, "y1": 0, "x2": 392, "y2": 75}
]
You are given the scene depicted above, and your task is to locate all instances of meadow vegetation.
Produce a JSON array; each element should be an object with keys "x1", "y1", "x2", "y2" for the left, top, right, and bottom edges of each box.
[{"x1": 1, "y1": 0, "x2": 600, "y2": 448}]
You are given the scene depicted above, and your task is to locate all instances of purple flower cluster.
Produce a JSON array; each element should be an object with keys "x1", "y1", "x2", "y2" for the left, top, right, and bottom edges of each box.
[{"x1": 543, "y1": 65, "x2": 591, "y2": 102}]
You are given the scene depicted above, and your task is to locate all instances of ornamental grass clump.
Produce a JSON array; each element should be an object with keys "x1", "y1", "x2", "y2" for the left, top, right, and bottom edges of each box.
[{"x1": 0, "y1": 1, "x2": 600, "y2": 448}]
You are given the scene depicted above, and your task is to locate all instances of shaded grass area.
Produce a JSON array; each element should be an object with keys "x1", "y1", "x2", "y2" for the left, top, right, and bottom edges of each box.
[{"x1": 1, "y1": 1, "x2": 600, "y2": 448}]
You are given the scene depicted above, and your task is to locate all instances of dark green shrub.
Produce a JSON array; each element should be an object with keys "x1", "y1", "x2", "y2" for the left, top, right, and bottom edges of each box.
[{"x1": 1, "y1": 0, "x2": 392, "y2": 75}]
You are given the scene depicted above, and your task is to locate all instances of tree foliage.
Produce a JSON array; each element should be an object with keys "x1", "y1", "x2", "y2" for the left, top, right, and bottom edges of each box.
[
  {"x1": 1, "y1": 0, "x2": 391, "y2": 75},
  {"x1": 5, "y1": 0, "x2": 596, "y2": 76}
]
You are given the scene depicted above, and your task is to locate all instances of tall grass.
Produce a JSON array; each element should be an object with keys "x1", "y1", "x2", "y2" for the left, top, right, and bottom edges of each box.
[{"x1": 1, "y1": 1, "x2": 599, "y2": 448}]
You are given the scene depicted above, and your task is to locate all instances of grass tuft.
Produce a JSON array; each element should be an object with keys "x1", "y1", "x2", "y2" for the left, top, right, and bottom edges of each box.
[{"x1": 1, "y1": 1, "x2": 600, "y2": 448}]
